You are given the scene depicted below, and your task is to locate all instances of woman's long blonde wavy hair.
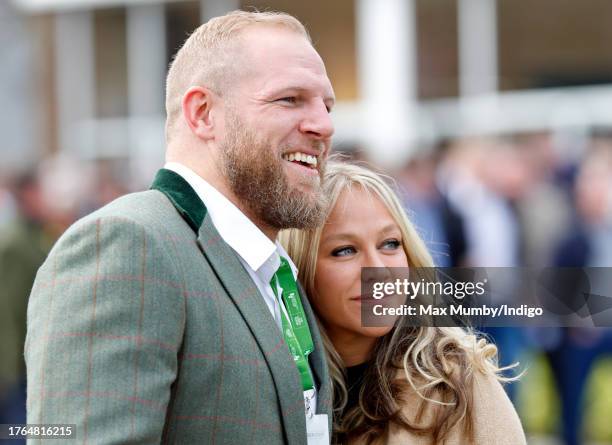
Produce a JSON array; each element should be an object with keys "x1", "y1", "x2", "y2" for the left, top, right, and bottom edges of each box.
[{"x1": 280, "y1": 159, "x2": 513, "y2": 444}]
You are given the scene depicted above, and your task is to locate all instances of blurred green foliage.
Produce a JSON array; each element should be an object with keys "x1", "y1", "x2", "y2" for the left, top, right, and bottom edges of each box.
[{"x1": 517, "y1": 353, "x2": 612, "y2": 444}]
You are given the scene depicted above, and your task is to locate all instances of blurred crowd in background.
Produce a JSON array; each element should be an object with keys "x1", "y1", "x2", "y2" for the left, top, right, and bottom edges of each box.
[
  {"x1": 2, "y1": 0, "x2": 612, "y2": 444},
  {"x1": 2, "y1": 130, "x2": 611, "y2": 445},
  {"x1": 394, "y1": 131, "x2": 612, "y2": 445}
]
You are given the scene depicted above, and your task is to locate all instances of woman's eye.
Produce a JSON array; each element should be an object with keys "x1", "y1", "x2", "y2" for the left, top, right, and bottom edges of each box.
[
  {"x1": 381, "y1": 239, "x2": 401, "y2": 250},
  {"x1": 331, "y1": 246, "x2": 356, "y2": 257}
]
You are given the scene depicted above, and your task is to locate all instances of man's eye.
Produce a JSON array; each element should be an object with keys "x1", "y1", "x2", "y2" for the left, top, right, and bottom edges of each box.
[
  {"x1": 381, "y1": 239, "x2": 401, "y2": 250},
  {"x1": 277, "y1": 97, "x2": 297, "y2": 104},
  {"x1": 331, "y1": 246, "x2": 356, "y2": 257}
]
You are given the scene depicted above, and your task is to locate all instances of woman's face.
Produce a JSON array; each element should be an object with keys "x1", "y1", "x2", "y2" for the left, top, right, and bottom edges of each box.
[{"x1": 313, "y1": 186, "x2": 409, "y2": 356}]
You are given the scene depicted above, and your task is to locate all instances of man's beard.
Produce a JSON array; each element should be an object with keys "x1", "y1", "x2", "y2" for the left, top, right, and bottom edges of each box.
[{"x1": 220, "y1": 113, "x2": 329, "y2": 230}]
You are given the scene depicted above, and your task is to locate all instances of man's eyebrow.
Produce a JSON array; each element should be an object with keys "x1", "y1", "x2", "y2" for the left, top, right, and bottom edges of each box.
[{"x1": 271, "y1": 85, "x2": 336, "y2": 102}]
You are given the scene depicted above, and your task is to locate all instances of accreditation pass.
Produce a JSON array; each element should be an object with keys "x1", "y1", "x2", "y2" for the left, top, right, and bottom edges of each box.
[{"x1": 305, "y1": 388, "x2": 329, "y2": 444}]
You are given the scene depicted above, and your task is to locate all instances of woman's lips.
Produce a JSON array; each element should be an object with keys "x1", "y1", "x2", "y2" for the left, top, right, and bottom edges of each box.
[{"x1": 350, "y1": 295, "x2": 378, "y2": 302}]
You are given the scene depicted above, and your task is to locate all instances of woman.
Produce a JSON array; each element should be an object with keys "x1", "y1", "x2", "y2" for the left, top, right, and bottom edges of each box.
[{"x1": 281, "y1": 160, "x2": 525, "y2": 445}]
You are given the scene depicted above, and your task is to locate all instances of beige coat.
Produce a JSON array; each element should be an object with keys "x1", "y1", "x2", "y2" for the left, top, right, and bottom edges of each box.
[{"x1": 353, "y1": 370, "x2": 526, "y2": 445}]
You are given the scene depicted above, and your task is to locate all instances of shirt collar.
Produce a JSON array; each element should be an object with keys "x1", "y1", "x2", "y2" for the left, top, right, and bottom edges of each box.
[
  {"x1": 163, "y1": 162, "x2": 297, "y2": 277},
  {"x1": 257, "y1": 242, "x2": 299, "y2": 291}
]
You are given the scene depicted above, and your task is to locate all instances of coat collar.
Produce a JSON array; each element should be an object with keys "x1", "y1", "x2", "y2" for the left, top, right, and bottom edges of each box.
[{"x1": 150, "y1": 168, "x2": 206, "y2": 233}]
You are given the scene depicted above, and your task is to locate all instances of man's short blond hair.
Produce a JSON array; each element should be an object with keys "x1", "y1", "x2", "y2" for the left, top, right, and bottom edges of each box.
[{"x1": 165, "y1": 10, "x2": 310, "y2": 141}]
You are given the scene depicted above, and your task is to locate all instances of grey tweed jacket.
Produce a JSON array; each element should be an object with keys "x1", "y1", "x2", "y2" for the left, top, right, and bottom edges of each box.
[{"x1": 25, "y1": 169, "x2": 332, "y2": 444}]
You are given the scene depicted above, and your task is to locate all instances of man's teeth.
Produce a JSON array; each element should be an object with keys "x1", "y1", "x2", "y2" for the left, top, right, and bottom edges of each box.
[{"x1": 282, "y1": 152, "x2": 318, "y2": 167}]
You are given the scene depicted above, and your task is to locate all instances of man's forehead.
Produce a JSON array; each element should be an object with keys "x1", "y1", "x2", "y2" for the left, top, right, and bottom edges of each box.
[
  {"x1": 238, "y1": 25, "x2": 320, "y2": 66},
  {"x1": 236, "y1": 27, "x2": 332, "y2": 93},
  {"x1": 239, "y1": 23, "x2": 309, "y2": 45}
]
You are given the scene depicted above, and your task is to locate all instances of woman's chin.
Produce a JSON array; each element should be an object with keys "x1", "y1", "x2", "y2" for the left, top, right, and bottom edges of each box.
[{"x1": 358, "y1": 325, "x2": 393, "y2": 339}]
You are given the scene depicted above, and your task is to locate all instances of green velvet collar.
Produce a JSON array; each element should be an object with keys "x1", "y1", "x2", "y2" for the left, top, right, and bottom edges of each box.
[{"x1": 150, "y1": 168, "x2": 207, "y2": 233}]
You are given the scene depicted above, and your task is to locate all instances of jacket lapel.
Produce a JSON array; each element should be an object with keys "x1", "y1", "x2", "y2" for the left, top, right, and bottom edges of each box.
[
  {"x1": 197, "y1": 219, "x2": 307, "y2": 443},
  {"x1": 151, "y1": 169, "x2": 307, "y2": 444}
]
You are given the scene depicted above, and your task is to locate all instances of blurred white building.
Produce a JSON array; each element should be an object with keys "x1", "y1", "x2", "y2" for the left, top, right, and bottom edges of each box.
[{"x1": 6, "y1": 0, "x2": 612, "y2": 174}]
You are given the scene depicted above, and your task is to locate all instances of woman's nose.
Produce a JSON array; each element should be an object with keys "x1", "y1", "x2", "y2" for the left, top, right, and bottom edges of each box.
[
  {"x1": 363, "y1": 250, "x2": 386, "y2": 268},
  {"x1": 362, "y1": 251, "x2": 396, "y2": 282}
]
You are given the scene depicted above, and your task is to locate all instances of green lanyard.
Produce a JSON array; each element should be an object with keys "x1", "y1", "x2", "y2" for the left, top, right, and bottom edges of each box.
[{"x1": 270, "y1": 257, "x2": 315, "y2": 391}]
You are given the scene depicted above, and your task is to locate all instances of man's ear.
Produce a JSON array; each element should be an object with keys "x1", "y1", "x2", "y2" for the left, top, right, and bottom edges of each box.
[{"x1": 181, "y1": 86, "x2": 218, "y2": 140}]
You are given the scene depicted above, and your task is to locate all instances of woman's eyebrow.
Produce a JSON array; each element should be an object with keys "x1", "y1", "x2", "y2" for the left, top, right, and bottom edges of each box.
[
  {"x1": 380, "y1": 224, "x2": 400, "y2": 235},
  {"x1": 320, "y1": 232, "x2": 355, "y2": 244}
]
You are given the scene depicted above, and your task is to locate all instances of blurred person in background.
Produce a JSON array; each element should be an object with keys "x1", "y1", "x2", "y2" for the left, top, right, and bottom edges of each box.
[
  {"x1": 396, "y1": 141, "x2": 467, "y2": 268},
  {"x1": 513, "y1": 132, "x2": 572, "y2": 269},
  {"x1": 79, "y1": 159, "x2": 130, "y2": 215},
  {"x1": 36, "y1": 154, "x2": 94, "y2": 231},
  {"x1": 0, "y1": 170, "x2": 53, "y2": 440},
  {"x1": 0, "y1": 155, "x2": 84, "y2": 442},
  {"x1": 548, "y1": 140, "x2": 612, "y2": 445},
  {"x1": 436, "y1": 137, "x2": 528, "y2": 268},
  {"x1": 433, "y1": 137, "x2": 533, "y2": 400},
  {"x1": 0, "y1": 181, "x2": 17, "y2": 230}
]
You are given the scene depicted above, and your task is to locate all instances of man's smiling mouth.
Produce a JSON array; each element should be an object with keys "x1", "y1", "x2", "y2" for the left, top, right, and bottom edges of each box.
[{"x1": 282, "y1": 151, "x2": 318, "y2": 169}]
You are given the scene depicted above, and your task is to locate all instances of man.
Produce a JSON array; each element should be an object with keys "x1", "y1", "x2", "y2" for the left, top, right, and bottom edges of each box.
[{"x1": 26, "y1": 10, "x2": 335, "y2": 444}]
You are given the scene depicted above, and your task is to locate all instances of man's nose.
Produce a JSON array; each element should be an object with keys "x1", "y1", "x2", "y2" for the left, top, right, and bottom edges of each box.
[{"x1": 299, "y1": 101, "x2": 334, "y2": 140}]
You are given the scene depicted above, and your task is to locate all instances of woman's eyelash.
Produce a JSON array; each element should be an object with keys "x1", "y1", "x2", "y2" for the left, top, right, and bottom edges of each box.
[
  {"x1": 382, "y1": 239, "x2": 401, "y2": 248},
  {"x1": 330, "y1": 240, "x2": 400, "y2": 256},
  {"x1": 331, "y1": 246, "x2": 355, "y2": 256}
]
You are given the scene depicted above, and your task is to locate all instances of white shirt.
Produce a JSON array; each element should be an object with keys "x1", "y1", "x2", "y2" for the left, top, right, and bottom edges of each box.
[
  {"x1": 164, "y1": 162, "x2": 299, "y2": 328},
  {"x1": 164, "y1": 162, "x2": 317, "y2": 412}
]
